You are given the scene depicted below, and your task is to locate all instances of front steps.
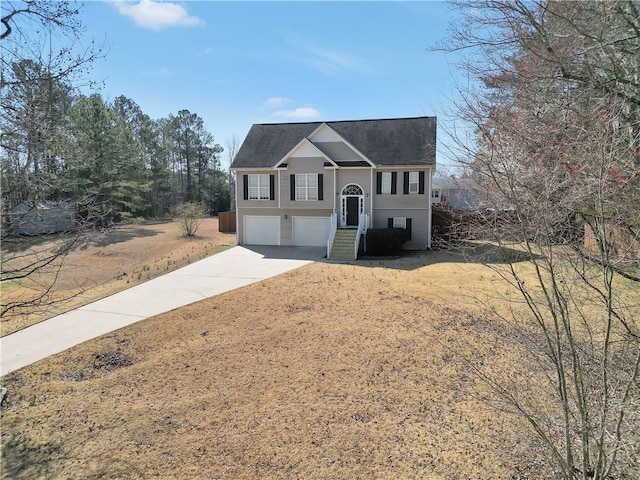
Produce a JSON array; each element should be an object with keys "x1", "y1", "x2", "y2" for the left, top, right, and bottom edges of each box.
[{"x1": 329, "y1": 229, "x2": 358, "y2": 261}]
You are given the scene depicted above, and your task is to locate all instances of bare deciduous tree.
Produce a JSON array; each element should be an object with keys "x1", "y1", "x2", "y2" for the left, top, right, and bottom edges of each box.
[
  {"x1": 441, "y1": 1, "x2": 640, "y2": 478},
  {"x1": 225, "y1": 135, "x2": 239, "y2": 211},
  {"x1": 1, "y1": 1, "x2": 103, "y2": 324},
  {"x1": 174, "y1": 202, "x2": 207, "y2": 238}
]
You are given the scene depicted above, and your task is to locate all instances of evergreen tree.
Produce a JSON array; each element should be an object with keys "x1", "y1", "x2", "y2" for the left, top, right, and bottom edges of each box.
[{"x1": 63, "y1": 94, "x2": 149, "y2": 226}]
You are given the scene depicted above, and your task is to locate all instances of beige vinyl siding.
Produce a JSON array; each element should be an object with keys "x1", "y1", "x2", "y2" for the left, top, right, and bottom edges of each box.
[
  {"x1": 280, "y1": 157, "x2": 334, "y2": 210},
  {"x1": 236, "y1": 170, "x2": 277, "y2": 209},
  {"x1": 372, "y1": 208, "x2": 430, "y2": 250},
  {"x1": 336, "y1": 167, "x2": 375, "y2": 213},
  {"x1": 336, "y1": 169, "x2": 373, "y2": 214},
  {"x1": 375, "y1": 192, "x2": 429, "y2": 210},
  {"x1": 373, "y1": 168, "x2": 430, "y2": 210},
  {"x1": 336, "y1": 169, "x2": 371, "y2": 193}
]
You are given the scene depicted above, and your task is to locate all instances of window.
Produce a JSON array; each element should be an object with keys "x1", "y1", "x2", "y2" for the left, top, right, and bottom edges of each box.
[
  {"x1": 377, "y1": 171, "x2": 397, "y2": 194},
  {"x1": 393, "y1": 217, "x2": 406, "y2": 229},
  {"x1": 381, "y1": 172, "x2": 392, "y2": 194},
  {"x1": 409, "y1": 172, "x2": 419, "y2": 194},
  {"x1": 295, "y1": 174, "x2": 318, "y2": 201},
  {"x1": 388, "y1": 217, "x2": 412, "y2": 240},
  {"x1": 403, "y1": 171, "x2": 424, "y2": 194},
  {"x1": 248, "y1": 174, "x2": 270, "y2": 200},
  {"x1": 431, "y1": 189, "x2": 440, "y2": 199}
]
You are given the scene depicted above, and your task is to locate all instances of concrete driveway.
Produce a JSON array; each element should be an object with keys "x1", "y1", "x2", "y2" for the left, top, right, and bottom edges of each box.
[{"x1": 1, "y1": 245, "x2": 325, "y2": 376}]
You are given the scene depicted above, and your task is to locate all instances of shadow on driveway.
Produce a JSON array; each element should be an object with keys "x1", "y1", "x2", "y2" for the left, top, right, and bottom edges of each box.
[{"x1": 243, "y1": 245, "x2": 328, "y2": 261}]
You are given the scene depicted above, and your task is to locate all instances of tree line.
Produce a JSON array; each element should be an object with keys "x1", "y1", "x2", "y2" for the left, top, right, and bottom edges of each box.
[
  {"x1": 1, "y1": 1, "x2": 230, "y2": 230},
  {"x1": 1, "y1": 64, "x2": 230, "y2": 227},
  {"x1": 1, "y1": 1, "x2": 231, "y2": 318}
]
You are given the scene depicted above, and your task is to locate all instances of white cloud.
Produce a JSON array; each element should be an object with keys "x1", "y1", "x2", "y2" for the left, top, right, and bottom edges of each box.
[
  {"x1": 273, "y1": 107, "x2": 321, "y2": 119},
  {"x1": 263, "y1": 96, "x2": 292, "y2": 108},
  {"x1": 110, "y1": 0, "x2": 204, "y2": 31}
]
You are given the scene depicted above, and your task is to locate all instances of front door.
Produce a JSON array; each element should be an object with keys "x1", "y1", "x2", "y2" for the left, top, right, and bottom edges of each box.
[
  {"x1": 346, "y1": 197, "x2": 359, "y2": 226},
  {"x1": 340, "y1": 183, "x2": 364, "y2": 228}
]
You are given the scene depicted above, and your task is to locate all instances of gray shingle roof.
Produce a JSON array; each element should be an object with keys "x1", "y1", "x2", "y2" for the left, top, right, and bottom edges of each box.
[{"x1": 231, "y1": 116, "x2": 436, "y2": 169}]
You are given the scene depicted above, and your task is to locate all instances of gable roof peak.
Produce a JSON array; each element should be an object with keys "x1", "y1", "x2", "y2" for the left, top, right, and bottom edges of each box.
[{"x1": 275, "y1": 137, "x2": 338, "y2": 168}]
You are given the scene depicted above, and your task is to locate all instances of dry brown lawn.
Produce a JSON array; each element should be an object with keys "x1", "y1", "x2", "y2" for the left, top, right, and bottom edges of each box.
[
  {"x1": 1, "y1": 218, "x2": 236, "y2": 336},
  {"x1": 1, "y1": 230, "x2": 551, "y2": 479}
]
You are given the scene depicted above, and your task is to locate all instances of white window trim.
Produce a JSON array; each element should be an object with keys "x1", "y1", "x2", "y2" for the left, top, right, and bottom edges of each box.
[
  {"x1": 409, "y1": 172, "x2": 419, "y2": 194},
  {"x1": 381, "y1": 172, "x2": 392, "y2": 194},
  {"x1": 295, "y1": 173, "x2": 318, "y2": 201},
  {"x1": 431, "y1": 189, "x2": 441, "y2": 199},
  {"x1": 248, "y1": 174, "x2": 270, "y2": 200},
  {"x1": 393, "y1": 217, "x2": 406, "y2": 229}
]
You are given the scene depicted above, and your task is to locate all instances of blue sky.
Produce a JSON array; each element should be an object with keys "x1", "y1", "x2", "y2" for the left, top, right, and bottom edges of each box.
[{"x1": 79, "y1": 1, "x2": 466, "y2": 169}]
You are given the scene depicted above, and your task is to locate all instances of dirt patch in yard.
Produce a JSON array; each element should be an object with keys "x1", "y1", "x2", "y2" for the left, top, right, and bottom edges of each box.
[
  {"x1": 1, "y1": 218, "x2": 236, "y2": 336},
  {"x1": 1, "y1": 249, "x2": 552, "y2": 479}
]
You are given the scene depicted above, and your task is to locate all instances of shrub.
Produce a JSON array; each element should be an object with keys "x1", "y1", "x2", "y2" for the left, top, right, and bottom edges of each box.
[
  {"x1": 431, "y1": 205, "x2": 463, "y2": 245},
  {"x1": 174, "y1": 202, "x2": 207, "y2": 237},
  {"x1": 365, "y1": 228, "x2": 408, "y2": 255}
]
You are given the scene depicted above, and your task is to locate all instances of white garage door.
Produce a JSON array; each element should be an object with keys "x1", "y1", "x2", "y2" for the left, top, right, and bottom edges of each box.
[
  {"x1": 292, "y1": 216, "x2": 331, "y2": 247},
  {"x1": 244, "y1": 216, "x2": 280, "y2": 245}
]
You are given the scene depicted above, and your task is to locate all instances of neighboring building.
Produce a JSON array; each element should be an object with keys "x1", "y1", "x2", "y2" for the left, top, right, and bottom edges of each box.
[
  {"x1": 231, "y1": 116, "x2": 437, "y2": 259},
  {"x1": 432, "y1": 177, "x2": 480, "y2": 211},
  {"x1": 10, "y1": 201, "x2": 76, "y2": 235}
]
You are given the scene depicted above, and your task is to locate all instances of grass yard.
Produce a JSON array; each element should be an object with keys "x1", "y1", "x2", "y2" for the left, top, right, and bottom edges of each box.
[
  {"x1": 1, "y1": 218, "x2": 236, "y2": 336},
  {"x1": 0, "y1": 239, "x2": 553, "y2": 479}
]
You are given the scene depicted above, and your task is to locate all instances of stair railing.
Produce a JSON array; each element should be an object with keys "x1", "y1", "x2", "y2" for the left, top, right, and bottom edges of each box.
[
  {"x1": 354, "y1": 213, "x2": 370, "y2": 260},
  {"x1": 327, "y1": 213, "x2": 338, "y2": 258}
]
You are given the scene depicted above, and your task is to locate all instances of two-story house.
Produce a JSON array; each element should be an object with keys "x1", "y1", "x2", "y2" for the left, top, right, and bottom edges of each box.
[{"x1": 230, "y1": 116, "x2": 437, "y2": 259}]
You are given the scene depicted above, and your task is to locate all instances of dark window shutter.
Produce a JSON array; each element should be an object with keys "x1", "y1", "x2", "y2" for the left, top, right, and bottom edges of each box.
[
  {"x1": 391, "y1": 172, "x2": 397, "y2": 194},
  {"x1": 243, "y1": 175, "x2": 249, "y2": 200},
  {"x1": 376, "y1": 172, "x2": 382, "y2": 194},
  {"x1": 388, "y1": 217, "x2": 393, "y2": 228},
  {"x1": 290, "y1": 175, "x2": 296, "y2": 201},
  {"x1": 403, "y1": 172, "x2": 409, "y2": 194},
  {"x1": 269, "y1": 175, "x2": 275, "y2": 200},
  {"x1": 418, "y1": 171, "x2": 425, "y2": 194},
  {"x1": 318, "y1": 174, "x2": 323, "y2": 201},
  {"x1": 406, "y1": 218, "x2": 412, "y2": 237}
]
